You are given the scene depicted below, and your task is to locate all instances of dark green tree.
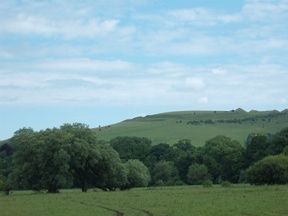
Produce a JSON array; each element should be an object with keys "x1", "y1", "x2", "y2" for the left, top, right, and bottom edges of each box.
[
  {"x1": 202, "y1": 135, "x2": 244, "y2": 183},
  {"x1": 123, "y1": 159, "x2": 150, "y2": 189},
  {"x1": 267, "y1": 127, "x2": 288, "y2": 155},
  {"x1": 173, "y1": 139, "x2": 195, "y2": 152},
  {"x1": 10, "y1": 128, "x2": 71, "y2": 193},
  {"x1": 93, "y1": 144, "x2": 128, "y2": 191},
  {"x1": 110, "y1": 136, "x2": 152, "y2": 162},
  {"x1": 245, "y1": 135, "x2": 270, "y2": 167},
  {"x1": 246, "y1": 154, "x2": 288, "y2": 185},
  {"x1": 152, "y1": 161, "x2": 178, "y2": 185},
  {"x1": 187, "y1": 163, "x2": 211, "y2": 185},
  {"x1": 61, "y1": 123, "x2": 101, "y2": 192}
]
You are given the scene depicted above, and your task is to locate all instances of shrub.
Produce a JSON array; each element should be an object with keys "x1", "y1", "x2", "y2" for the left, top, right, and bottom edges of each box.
[
  {"x1": 0, "y1": 180, "x2": 13, "y2": 195},
  {"x1": 246, "y1": 154, "x2": 288, "y2": 185},
  {"x1": 202, "y1": 180, "x2": 213, "y2": 188},
  {"x1": 221, "y1": 181, "x2": 231, "y2": 187},
  {"x1": 187, "y1": 163, "x2": 211, "y2": 185}
]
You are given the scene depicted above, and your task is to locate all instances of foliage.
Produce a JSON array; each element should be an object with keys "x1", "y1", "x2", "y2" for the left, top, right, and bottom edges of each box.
[
  {"x1": 110, "y1": 136, "x2": 152, "y2": 162},
  {"x1": 245, "y1": 135, "x2": 270, "y2": 167},
  {"x1": 93, "y1": 144, "x2": 128, "y2": 191},
  {"x1": 10, "y1": 123, "x2": 137, "y2": 193},
  {"x1": 152, "y1": 161, "x2": 179, "y2": 185},
  {"x1": 202, "y1": 179, "x2": 213, "y2": 188},
  {"x1": 202, "y1": 135, "x2": 244, "y2": 183},
  {"x1": 123, "y1": 159, "x2": 151, "y2": 189},
  {"x1": 0, "y1": 179, "x2": 13, "y2": 195},
  {"x1": 246, "y1": 154, "x2": 288, "y2": 185},
  {"x1": 187, "y1": 163, "x2": 211, "y2": 185},
  {"x1": 221, "y1": 181, "x2": 231, "y2": 187},
  {"x1": 5, "y1": 122, "x2": 288, "y2": 191},
  {"x1": 267, "y1": 127, "x2": 288, "y2": 155},
  {"x1": 10, "y1": 128, "x2": 71, "y2": 192}
]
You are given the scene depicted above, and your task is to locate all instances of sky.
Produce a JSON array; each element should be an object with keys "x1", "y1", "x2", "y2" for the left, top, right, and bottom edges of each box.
[{"x1": 0, "y1": 0, "x2": 288, "y2": 140}]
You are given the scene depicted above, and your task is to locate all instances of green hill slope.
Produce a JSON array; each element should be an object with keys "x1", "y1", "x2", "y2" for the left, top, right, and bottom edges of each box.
[{"x1": 94, "y1": 109, "x2": 288, "y2": 146}]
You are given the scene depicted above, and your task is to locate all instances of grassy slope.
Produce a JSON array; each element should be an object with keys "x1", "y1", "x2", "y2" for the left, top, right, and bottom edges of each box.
[
  {"x1": 95, "y1": 109, "x2": 288, "y2": 146},
  {"x1": 1, "y1": 185, "x2": 288, "y2": 216}
]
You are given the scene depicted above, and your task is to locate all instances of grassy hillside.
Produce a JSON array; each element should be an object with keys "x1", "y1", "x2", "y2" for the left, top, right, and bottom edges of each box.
[{"x1": 94, "y1": 108, "x2": 288, "y2": 146}]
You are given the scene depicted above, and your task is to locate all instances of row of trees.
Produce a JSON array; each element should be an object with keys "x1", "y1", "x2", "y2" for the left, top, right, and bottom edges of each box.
[
  {"x1": 0, "y1": 124, "x2": 150, "y2": 194},
  {"x1": 0, "y1": 124, "x2": 288, "y2": 194},
  {"x1": 109, "y1": 128, "x2": 288, "y2": 186}
]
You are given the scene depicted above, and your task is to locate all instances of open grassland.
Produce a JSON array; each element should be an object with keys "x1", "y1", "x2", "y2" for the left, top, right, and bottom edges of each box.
[
  {"x1": 1, "y1": 185, "x2": 288, "y2": 216},
  {"x1": 95, "y1": 109, "x2": 288, "y2": 146}
]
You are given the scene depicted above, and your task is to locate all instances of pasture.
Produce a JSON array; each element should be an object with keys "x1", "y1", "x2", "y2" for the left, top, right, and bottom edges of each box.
[
  {"x1": 1, "y1": 185, "x2": 287, "y2": 216},
  {"x1": 95, "y1": 109, "x2": 288, "y2": 146}
]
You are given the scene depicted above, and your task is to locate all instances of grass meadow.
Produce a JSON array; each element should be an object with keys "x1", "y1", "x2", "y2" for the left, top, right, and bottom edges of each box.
[{"x1": 1, "y1": 185, "x2": 288, "y2": 216}]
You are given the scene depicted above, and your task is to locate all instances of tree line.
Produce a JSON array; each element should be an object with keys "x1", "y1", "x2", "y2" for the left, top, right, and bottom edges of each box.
[{"x1": 0, "y1": 124, "x2": 288, "y2": 194}]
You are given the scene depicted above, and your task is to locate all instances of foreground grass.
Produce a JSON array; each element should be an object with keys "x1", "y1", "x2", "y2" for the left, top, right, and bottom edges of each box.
[{"x1": 1, "y1": 185, "x2": 288, "y2": 216}]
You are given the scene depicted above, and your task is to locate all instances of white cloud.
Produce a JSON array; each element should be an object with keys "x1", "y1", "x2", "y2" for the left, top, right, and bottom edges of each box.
[
  {"x1": 0, "y1": 14, "x2": 119, "y2": 38},
  {"x1": 36, "y1": 58, "x2": 138, "y2": 73},
  {"x1": 212, "y1": 69, "x2": 227, "y2": 75},
  {"x1": 243, "y1": 0, "x2": 288, "y2": 21},
  {"x1": 198, "y1": 97, "x2": 208, "y2": 104},
  {"x1": 185, "y1": 77, "x2": 205, "y2": 90}
]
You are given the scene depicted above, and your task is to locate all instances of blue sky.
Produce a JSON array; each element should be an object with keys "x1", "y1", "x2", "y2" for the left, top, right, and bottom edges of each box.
[{"x1": 0, "y1": 0, "x2": 288, "y2": 140}]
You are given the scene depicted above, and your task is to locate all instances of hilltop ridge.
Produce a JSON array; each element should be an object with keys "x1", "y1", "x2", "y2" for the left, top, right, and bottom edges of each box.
[{"x1": 95, "y1": 109, "x2": 288, "y2": 146}]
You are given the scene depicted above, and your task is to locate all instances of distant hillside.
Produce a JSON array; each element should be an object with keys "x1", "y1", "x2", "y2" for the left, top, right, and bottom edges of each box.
[{"x1": 94, "y1": 109, "x2": 288, "y2": 146}]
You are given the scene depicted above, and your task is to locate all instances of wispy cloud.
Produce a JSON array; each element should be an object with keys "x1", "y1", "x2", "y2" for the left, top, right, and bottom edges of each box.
[{"x1": 0, "y1": 0, "x2": 288, "y2": 139}]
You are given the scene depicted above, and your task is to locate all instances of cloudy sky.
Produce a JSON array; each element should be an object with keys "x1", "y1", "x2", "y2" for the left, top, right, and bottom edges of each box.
[{"x1": 0, "y1": 0, "x2": 288, "y2": 139}]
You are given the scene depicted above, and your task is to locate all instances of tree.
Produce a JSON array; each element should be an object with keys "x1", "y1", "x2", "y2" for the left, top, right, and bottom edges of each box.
[
  {"x1": 187, "y1": 163, "x2": 211, "y2": 185},
  {"x1": 93, "y1": 144, "x2": 128, "y2": 191},
  {"x1": 245, "y1": 135, "x2": 270, "y2": 167},
  {"x1": 123, "y1": 159, "x2": 150, "y2": 189},
  {"x1": 173, "y1": 139, "x2": 195, "y2": 152},
  {"x1": 267, "y1": 127, "x2": 288, "y2": 155},
  {"x1": 202, "y1": 135, "x2": 244, "y2": 183},
  {"x1": 152, "y1": 161, "x2": 177, "y2": 185},
  {"x1": 0, "y1": 178, "x2": 13, "y2": 195},
  {"x1": 246, "y1": 154, "x2": 288, "y2": 185},
  {"x1": 61, "y1": 123, "x2": 101, "y2": 192},
  {"x1": 10, "y1": 128, "x2": 71, "y2": 193},
  {"x1": 110, "y1": 136, "x2": 152, "y2": 162}
]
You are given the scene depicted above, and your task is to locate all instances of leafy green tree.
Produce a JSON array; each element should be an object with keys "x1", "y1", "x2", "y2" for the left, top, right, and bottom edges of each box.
[
  {"x1": 10, "y1": 131, "x2": 45, "y2": 191},
  {"x1": 267, "y1": 127, "x2": 288, "y2": 155},
  {"x1": 123, "y1": 159, "x2": 151, "y2": 189},
  {"x1": 144, "y1": 143, "x2": 174, "y2": 169},
  {"x1": 0, "y1": 178, "x2": 13, "y2": 195},
  {"x1": 244, "y1": 135, "x2": 270, "y2": 167},
  {"x1": 110, "y1": 136, "x2": 152, "y2": 162},
  {"x1": 173, "y1": 139, "x2": 195, "y2": 152},
  {"x1": 10, "y1": 128, "x2": 71, "y2": 193},
  {"x1": 246, "y1": 154, "x2": 288, "y2": 185},
  {"x1": 187, "y1": 163, "x2": 211, "y2": 185},
  {"x1": 61, "y1": 123, "x2": 101, "y2": 192},
  {"x1": 93, "y1": 144, "x2": 128, "y2": 191},
  {"x1": 152, "y1": 161, "x2": 177, "y2": 185},
  {"x1": 0, "y1": 146, "x2": 14, "y2": 179},
  {"x1": 202, "y1": 135, "x2": 244, "y2": 183}
]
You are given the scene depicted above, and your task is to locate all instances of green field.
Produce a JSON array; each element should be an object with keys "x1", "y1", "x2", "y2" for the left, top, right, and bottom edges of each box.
[
  {"x1": 95, "y1": 109, "x2": 288, "y2": 146},
  {"x1": 1, "y1": 185, "x2": 288, "y2": 216}
]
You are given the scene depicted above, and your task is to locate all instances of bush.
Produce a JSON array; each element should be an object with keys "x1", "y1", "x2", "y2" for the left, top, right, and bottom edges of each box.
[
  {"x1": 246, "y1": 154, "x2": 288, "y2": 185},
  {"x1": 0, "y1": 180, "x2": 13, "y2": 195},
  {"x1": 187, "y1": 163, "x2": 211, "y2": 185},
  {"x1": 221, "y1": 181, "x2": 231, "y2": 187},
  {"x1": 202, "y1": 180, "x2": 213, "y2": 188}
]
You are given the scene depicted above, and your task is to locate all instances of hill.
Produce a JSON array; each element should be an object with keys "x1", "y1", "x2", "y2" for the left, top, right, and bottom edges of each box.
[{"x1": 94, "y1": 109, "x2": 288, "y2": 146}]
